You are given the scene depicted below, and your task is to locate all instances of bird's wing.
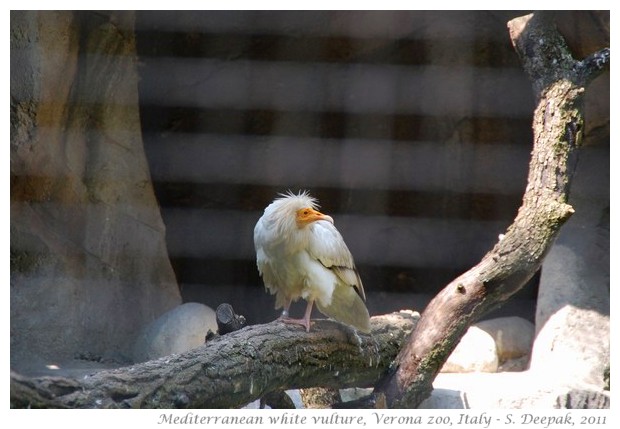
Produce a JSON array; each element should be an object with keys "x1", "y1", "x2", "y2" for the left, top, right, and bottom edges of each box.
[{"x1": 307, "y1": 221, "x2": 366, "y2": 301}]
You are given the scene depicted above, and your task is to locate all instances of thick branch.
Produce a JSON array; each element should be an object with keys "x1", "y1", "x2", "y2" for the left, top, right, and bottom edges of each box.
[
  {"x1": 10, "y1": 312, "x2": 418, "y2": 409},
  {"x1": 371, "y1": 12, "x2": 609, "y2": 409},
  {"x1": 508, "y1": 13, "x2": 610, "y2": 93}
]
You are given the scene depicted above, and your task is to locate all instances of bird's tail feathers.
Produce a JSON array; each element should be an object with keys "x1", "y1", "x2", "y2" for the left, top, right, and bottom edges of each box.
[{"x1": 316, "y1": 284, "x2": 371, "y2": 333}]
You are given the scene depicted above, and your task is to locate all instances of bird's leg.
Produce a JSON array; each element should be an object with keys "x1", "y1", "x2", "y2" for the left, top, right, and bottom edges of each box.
[
  {"x1": 280, "y1": 299, "x2": 314, "y2": 332},
  {"x1": 300, "y1": 299, "x2": 314, "y2": 332}
]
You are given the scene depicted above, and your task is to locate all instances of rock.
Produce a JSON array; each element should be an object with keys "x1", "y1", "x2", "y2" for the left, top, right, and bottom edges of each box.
[
  {"x1": 476, "y1": 316, "x2": 534, "y2": 362},
  {"x1": 427, "y1": 372, "x2": 610, "y2": 409},
  {"x1": 441, "y1": 326, "x2": 498, "y2": 373},
  {"x1": 243, "y1": 390, "x2": 303, "y2": 409},
  {"x1": 532, "y1": 146, "x2": 609, "y2": 390},
  {"x1": 133, "y1": 303, "x2": 217, "y2": 362},
  {"x1": 555, "y1": 389, "x2": 610, "y2": 409},
  {"x1": 10, "y1": 11, "x2": 181, "y2": 373},
  {"x1": 339, "y1": 387, "x2": 373, "y2": 404},
  {"x1": 441, "y1": 317, "x2": 534, "y2": 374},
  {"x1": 531, "y1": 304, "x2": 609, "y2": 388},
  {"x1": 498, "y1": 356, "x2": 530, "y2": 372},
  {"x1": 418, "y1": 387, "x2": 468, "y2": 409}
]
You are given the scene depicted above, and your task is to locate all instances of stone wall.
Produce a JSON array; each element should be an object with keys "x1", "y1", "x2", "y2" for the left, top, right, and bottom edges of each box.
[{"x1": 10, "y1": 11, "x2": 181, "y2": 373}]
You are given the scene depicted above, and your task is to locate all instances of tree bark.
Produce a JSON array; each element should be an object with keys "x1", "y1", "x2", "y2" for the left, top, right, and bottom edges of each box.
[
  {"x1": 370, "y1": 12, "x2": 610, "y2": 409},
  {"x1": 300, "y1": 387, "x2": 342, "y2": 408},
  {"x1": 10, "y1": 312, "x2": 417, "y2": 408}
]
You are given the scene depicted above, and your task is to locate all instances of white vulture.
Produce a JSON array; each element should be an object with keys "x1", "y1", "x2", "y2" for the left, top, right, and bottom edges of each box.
[{"x1": 254, "y1": 191, "x2": 370, "y2": 333}]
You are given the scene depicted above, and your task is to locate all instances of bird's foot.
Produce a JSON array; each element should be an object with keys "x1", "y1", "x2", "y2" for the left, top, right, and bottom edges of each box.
[{"x1": 279, "y1": 316, "x2": 312, "y2": 332}]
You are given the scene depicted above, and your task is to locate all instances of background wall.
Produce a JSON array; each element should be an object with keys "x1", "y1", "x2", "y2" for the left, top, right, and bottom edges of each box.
[{"x1": 136, "y1": 11, "x2": 606, "y2": 325}]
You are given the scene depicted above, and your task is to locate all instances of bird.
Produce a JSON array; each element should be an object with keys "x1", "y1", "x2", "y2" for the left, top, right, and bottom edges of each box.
[{"x1": 254, "y1": 190, "x2": 370, "y2": 333}]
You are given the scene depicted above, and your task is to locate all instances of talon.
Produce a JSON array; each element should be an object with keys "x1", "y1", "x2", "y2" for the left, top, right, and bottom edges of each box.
[{"x1": 280, "y1": 317, "x2": 312, "y2": 332}]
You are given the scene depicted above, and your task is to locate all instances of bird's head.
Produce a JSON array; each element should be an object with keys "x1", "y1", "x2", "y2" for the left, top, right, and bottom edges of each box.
[
  {"x1": 267, "y1": 191, "x2": 334, "y2": 233},
  {"x1": 295, "y1": 206, "x2": 334, "y2": 228}
]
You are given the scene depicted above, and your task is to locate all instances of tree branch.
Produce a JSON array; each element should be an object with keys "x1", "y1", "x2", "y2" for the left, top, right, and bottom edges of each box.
[
  {"x1": 10, "y1": 312, "x2": 418, "y2": 408},
  {"x1": 368, "y1": 12, "x2": 610, "y2": 409}
]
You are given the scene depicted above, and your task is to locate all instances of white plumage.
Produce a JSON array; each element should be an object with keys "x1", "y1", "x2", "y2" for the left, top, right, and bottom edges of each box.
[{"x1": 254, "y1": 191, "x2": 370, "y2": 333}]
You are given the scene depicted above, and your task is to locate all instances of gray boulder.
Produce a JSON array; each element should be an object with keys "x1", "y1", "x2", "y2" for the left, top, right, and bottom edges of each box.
[
  {"x1": 133, "y1": 303, "x2": 218, "y2": 362},
  {"x1": 531, "y1": 146, "x2": 609, "y2": 390},
  {"x1": 441, "y1": 317, "x2": 534, "y2": 374}
]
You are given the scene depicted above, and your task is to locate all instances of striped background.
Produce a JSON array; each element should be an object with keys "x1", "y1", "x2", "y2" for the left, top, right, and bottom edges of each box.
[{"x1": 136, "y1": 11, "x2": 540, "y2": 324}]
